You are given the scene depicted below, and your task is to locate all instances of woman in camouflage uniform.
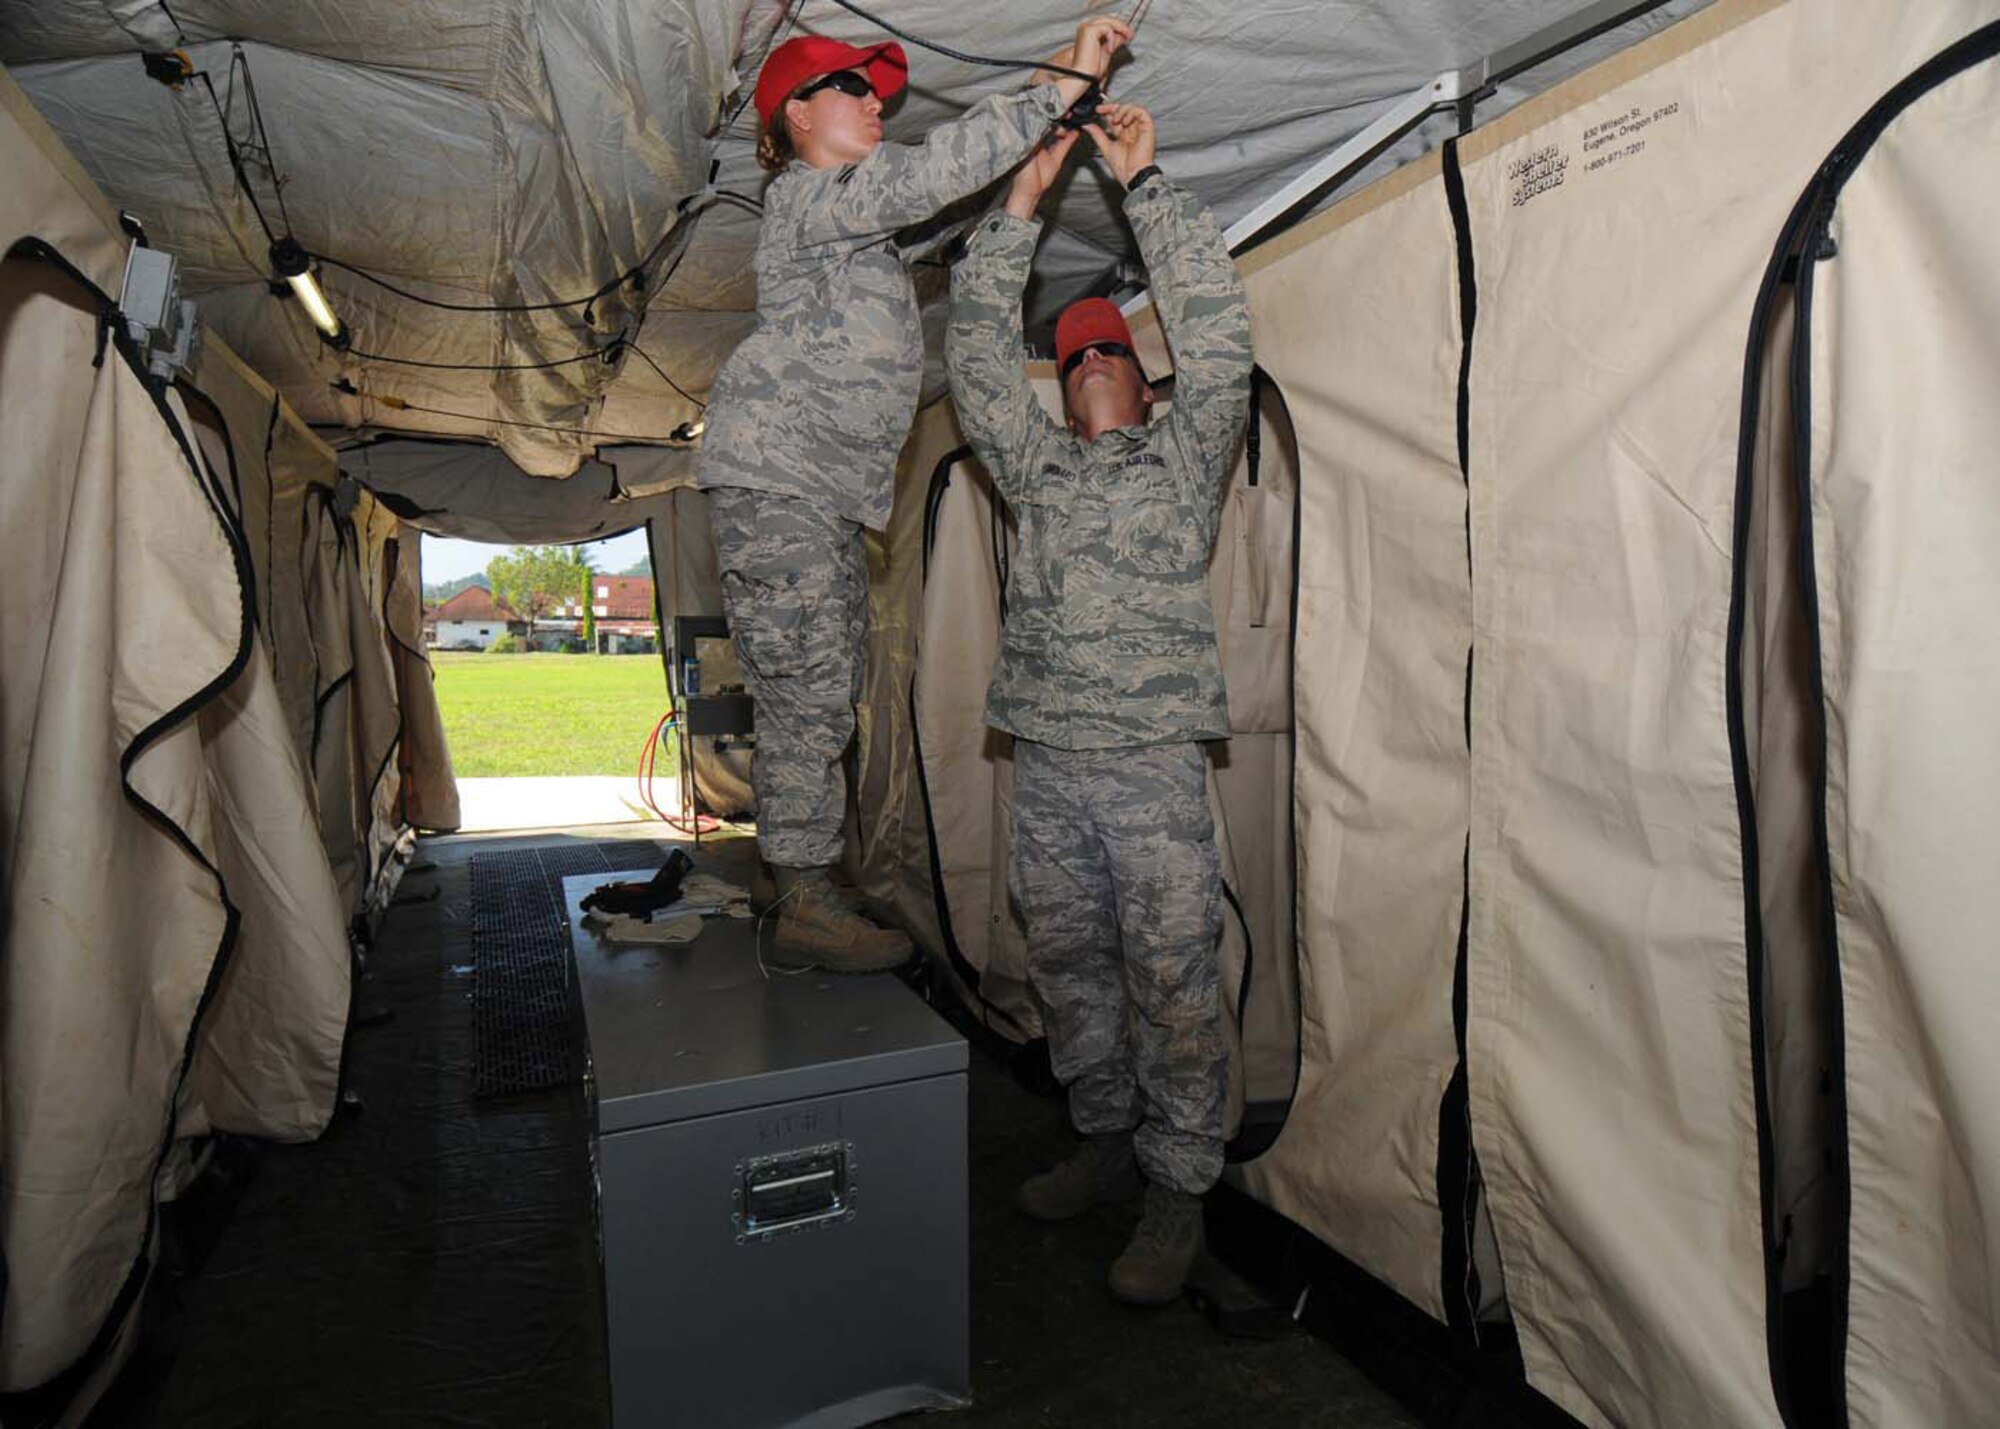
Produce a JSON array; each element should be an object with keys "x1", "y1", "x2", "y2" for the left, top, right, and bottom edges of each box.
[{"x1": 697, "y1": 17, "x2": 1130, "y2": 971}]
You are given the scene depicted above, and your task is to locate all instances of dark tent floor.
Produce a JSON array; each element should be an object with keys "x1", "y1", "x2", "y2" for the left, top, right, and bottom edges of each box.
[{"x1": 98, "y1": 826, "x2": 1419, "y2": 1429}]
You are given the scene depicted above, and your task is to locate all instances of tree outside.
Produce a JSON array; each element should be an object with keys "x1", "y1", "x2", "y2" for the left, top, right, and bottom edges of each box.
[
  {"x1": 580, "y1": 566, "x2": 597, "y2": 652},
  {"x1": 486, "y1": 545, "x2": 593, "y2": 647}
]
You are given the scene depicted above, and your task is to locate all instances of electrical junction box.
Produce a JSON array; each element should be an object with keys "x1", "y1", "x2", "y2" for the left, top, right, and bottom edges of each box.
[
  {"x1": 117, "y1": 242, "x2": 199, "y2": 381},
  {"x1": 564, "y1": 872, "x2": 969, "y2": 1429}
]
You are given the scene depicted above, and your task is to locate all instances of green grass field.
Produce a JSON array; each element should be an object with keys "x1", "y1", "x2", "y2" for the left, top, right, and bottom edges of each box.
[{"x1": 431, "y1": 652, "x2": 677, "y2": 778}]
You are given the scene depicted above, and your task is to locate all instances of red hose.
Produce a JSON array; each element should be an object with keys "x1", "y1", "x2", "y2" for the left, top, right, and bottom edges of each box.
[{"x1": 637, "y1": 709, "x2": 719, "y2": 836}]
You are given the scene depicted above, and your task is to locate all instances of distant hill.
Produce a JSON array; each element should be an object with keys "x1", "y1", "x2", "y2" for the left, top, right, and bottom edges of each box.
[
  {"x1": 617, "y1": 559, "x2": 652, "y2": 577},
  {"x1": 423, "y1": 571, "x2": 490, "y2": 603}
]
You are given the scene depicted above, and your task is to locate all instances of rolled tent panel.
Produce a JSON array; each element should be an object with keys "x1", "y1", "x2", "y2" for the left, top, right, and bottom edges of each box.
[
  {"x1": 183, "y1": 338, "x2": 327, "y2": 773},
  {"x1": 342, "y1": 438, "x2": 678, "y2": 546},
  {"x1": 303, "y1": 489, "x2": 365, "y2": 917},
  {"x1": 1224, "y1": 156, "x2": 1471, "y2": 1324},
  {"x1": 1448, "y1": 2, "x2": 2000, "y2": 1424},
  {"x1": 384, "y1": 526, "x2": 461, "y2": 833},
  {"x1": 1793, "y1": 36, "x2": 2000, "y2": 1424},
  {"x1": 351, "y1": 491, "x2": 409, "y2": 907},
  {"x1": 301, "y1": 486, "x2": 403, "y2": 919}
]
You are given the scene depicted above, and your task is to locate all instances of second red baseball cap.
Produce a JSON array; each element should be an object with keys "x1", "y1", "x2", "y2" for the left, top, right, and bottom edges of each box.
[
  {"x1": 1054, "y1": 298, "x2": 1137, "y2": 374},
  {"x1": 754, "y1": 36, "x2": 909, "y2": 128}
]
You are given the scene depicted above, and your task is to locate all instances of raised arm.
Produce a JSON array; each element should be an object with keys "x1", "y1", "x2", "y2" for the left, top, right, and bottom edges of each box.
[
  {"x1": 797, "y1": 16, "x2": 1130, "y2": 247},
  {"x1": 1088, "y1": 105, "x2": 1252, "y2": 506},
  {"x1": 1131, "y1": 173, "x2": 1251, "y2": 489},
  {"x1": 797, "y1": 87, "x2": 1065, "y2": 246},
  {"x1": 946, "y1": 210, "x2": 1061, "y2": 505}
]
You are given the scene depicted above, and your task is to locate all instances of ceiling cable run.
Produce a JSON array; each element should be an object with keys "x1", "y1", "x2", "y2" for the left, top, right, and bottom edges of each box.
[
  {"x1": 154, "y1": 39, "x2": 759, "y2": 366},
  {"x1": 815, "y1": 0, "x2": 1099, "y2": 84},
  {"x1": 329, "y1": 379, "x2": 697, "y2": 447},
  {"x1": 625, "y1": 342, "x2": 708, "y2": 412},
  {"x1": 303, "y1": 186, "x2": 763, "y2": 319}
]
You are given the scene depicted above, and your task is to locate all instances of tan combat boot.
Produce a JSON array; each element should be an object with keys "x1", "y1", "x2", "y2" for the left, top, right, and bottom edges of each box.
[
  {"x1": 751, "y1": 861, "x2": 870, "y2": 917},
  {"x1": 1108, "y1": 1185, "x2": 1205, "y2": 1305},
  {"x1": 766, "y1": 866, "x2": 913, "y2": 974},
  {"x1": 1015, "y1": 1133, "x2": 1142, "y2": 1222}
]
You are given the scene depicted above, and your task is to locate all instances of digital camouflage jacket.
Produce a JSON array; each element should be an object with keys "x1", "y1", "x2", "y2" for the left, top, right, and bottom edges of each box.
[
  {"x1": 946, "y1": 172, "x2": 1252, "y2": 750},
  {"x1": 697, "y1": 84, "x2": 1068, "y2": 531}
]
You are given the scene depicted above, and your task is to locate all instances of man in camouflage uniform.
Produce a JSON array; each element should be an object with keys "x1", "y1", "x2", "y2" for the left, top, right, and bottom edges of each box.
[
  {"x1": 945, "y1": 103, "x2": 1253, "y2": 1303},
  {"x1": 697, "y1": 24, "x2": 1128, "y2": 971}
]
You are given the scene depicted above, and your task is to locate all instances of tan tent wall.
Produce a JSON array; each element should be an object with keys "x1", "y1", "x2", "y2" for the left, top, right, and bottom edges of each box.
[
  {"x1": 181, "y1": 334, "x2": 429, "y2": 904},
  {"x1": 1223, "y1": 150, "x2": 1471, "y2": 1325},
  {"x1": 1179, "y1": 2, "x2": 2000, "y2": 1426},
  {"x1": 1798, "y1": 43, "x2": 2000, "y2": 1425},
  {"x1": 0, "y1": 247, "x2": 247, "y2": 1401},
  {"x1": 299, "y1": 482, "x2": 408, "y2": 919},
  {"x1": 876, "y1": 402, "x2": 1008, "y2": 1019},
  {"x1": 1453, "y1": 4, "x2": 1998, "y2": 1424}
]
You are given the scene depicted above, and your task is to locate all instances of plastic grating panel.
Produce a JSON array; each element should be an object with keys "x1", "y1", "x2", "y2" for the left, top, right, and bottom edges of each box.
[{"x1": 468, "y1": 840, "x2": 674, "y2": 1097}]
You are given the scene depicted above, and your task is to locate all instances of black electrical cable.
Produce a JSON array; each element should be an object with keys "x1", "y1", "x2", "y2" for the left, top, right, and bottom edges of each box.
[
  {"x1": 190, "y1": 42, "x2": 756, "y2": 336},
  {"x1": 339, "y1": 193, "x2": 724, "y2": 373},
  {"x1": 194, "y1": 70, "x2": 278, "y2": 244},
  {"x1": 344, "y1": 343, "x2": 616, "y2": 373},
  {"x1": 815, "y1": 0, "x2": 1099, "y2": 84},
  {"x1": 232, "y1": 45, "x2": 296, "y2": 238},
  {"x1": 331, "y1": 386, "x2": 693, "y2": 446},
  {"x1": 302, "y1": 187, "x2": 759, "y2": 317},
  {"x1": 625, "y1": 342, "x2": 707, "y2": 411},
  {"x1": 623, "y1": 210, "x2": 713, "y2": 389},
  {"x1": 311, "y1": 254, "x2": 635, "y2": 315}
]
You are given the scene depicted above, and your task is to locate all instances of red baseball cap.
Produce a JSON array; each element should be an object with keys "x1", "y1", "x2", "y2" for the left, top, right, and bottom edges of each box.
[
  {"x1": 754, "y1": 36, "x2": 909, "y2": 128},
  {"x1": 1054, "y1": 298, "x2": 1137, "y2": 375}
]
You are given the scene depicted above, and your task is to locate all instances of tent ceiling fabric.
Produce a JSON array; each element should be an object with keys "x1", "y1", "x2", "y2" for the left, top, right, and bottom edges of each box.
[{"x1": 3, "y1": 0, "x2": 1707, "y2": 482}]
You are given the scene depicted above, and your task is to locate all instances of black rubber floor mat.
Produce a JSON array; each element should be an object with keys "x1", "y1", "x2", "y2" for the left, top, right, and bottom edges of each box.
[{"x1": 469, "y1": 840, "x2": 671, "y2": 1097}]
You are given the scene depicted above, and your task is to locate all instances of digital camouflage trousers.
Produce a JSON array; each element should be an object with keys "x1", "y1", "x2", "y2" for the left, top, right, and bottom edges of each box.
[
  {"x1": 707, "y1": 487, "x2": 868, "y2": 870},
  {"x1": 1010, "y1": 739, "x2": 1226, "y2": 1194}
]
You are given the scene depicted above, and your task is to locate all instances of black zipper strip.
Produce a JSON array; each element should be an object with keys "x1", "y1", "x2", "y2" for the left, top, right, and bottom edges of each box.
[
  {"x1": 261, "y1": 393, "x2": 280, "y2": 654},
  {"x1": 363, "y1": 530, "x2": 407, "y2": 893},
  {"x1": 1435, "y1": 136, "x2": 1483, "y2": 1341},
  {"x1": 1785, "y1": 211, "x2": 1843, "y2": 1429},
  {"x1": 1229, "y1": 363, "x2": 1309, "y2": 1163}
]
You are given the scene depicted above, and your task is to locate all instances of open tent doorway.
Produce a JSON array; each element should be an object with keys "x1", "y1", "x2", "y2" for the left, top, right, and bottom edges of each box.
[{"x1": 421, "y1": 529, "x2": 683, "y2": 833}]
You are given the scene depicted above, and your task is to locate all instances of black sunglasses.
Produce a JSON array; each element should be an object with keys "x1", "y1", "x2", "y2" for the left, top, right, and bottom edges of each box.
[
  {"x1": 795, "y1": 69, "x2": 875, "y2": 103},
  {"x1": 1060, "y1": 340, "x2": 1134, "y2": 380}
]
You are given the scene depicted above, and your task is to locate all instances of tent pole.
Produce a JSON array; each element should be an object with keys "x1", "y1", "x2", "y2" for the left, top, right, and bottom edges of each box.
[{"x1": 1120, "y1": 0, "x2": 1688, "y2": 314}]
